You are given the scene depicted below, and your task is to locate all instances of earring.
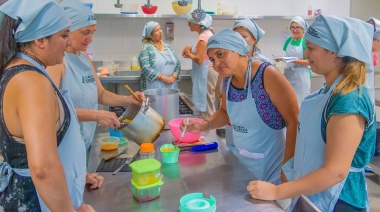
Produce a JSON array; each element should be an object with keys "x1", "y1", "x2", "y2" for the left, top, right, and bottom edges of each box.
[{"x1": 333, "y1": 57, "x2": 337, "y2": 63}]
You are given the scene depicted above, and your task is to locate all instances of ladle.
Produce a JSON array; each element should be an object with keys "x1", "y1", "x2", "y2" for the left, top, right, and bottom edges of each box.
[
  {"x1": 178, "y1": 0, "x2": 188, "y2": 6},
  {"x1": 191, "y1": 0, "x2": 206, "y2": 21}
]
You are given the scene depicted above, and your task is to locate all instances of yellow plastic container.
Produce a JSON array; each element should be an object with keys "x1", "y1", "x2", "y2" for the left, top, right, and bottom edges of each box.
[
  {"x1": 129, "y1": 158, "x2": 161, "y2": 186},
  {"x1": 99, "y1": 136, "x2": 120, "y2": 151}
]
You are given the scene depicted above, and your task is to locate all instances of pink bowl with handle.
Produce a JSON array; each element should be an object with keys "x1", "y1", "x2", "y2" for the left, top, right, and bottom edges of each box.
[{"x1": 169, "y1": 118, "x2": 203, "y2": 143}]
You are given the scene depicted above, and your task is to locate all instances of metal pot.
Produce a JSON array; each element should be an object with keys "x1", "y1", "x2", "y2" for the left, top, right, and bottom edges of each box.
[
  {"x1": 143, "y1": 88, "x2": 179, "y2": 129},
  {"x1": 118, "y1": 99, "x2": 165, "y2": 145}
]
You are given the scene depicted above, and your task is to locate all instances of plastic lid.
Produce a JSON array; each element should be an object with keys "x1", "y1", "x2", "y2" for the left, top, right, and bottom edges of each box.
[
  {"x1": 129, "y1": 158, "x2": 161, "y2": 173},
  {"x1": 140, "y1": 143, "x2": 154, "y2": 152},
  {"x1": 179, "y1": 193, "x2": 216, "y2": 212},
  {"x1": 131, "y1": 178, "x2": 164, "y2": 189}
]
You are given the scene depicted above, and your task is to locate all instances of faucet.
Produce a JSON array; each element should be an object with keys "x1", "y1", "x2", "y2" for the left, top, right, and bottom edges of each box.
[{"x1": 114, "y1": 0, "x2": 123, "y2": 8}]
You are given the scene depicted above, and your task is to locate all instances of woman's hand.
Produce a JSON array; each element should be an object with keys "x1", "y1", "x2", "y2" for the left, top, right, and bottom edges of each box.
[
  {"x1": 180, "y1": 118, "x2": 205, "y2": 134},
  {"x1": 77, "y1": 204, "x2": 95, "y2": 212},
  {"x1": 247, "y1": 181, "x2": 279, "y2": 201},
  {"x1": 96, "y1": 110, "x2": 120, "y2": 128},
  {"x1": 86, "y1": 173, "x2": 104, "y2": 189},
  {"x1": 182, "y1": 45, "x2": 192, "y2": 58},
  {"x1": 127, "y1": 91, "x2": 146, "y2": 105},
  {"x1": 160, "y1": 75, "x2": 176, "y2": 85}
]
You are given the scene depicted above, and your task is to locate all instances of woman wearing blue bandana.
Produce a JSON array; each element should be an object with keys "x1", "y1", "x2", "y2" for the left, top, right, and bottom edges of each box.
[
  {"x1": 248, "y1": 15, "x2": 376, "y2": 212},
  {"x1": 182, "y1": 13, "x2": 218, "y2": 119},
  {"x1": 278, "y1": 16, "x2": 311, "y2": 108},
  {"x1": 138, "y1": 21, "x2": 181, "y2": 90},
  {"x1": 182, "y1": 29, "x2": 298, "y2": 184},
  {"x1": 47, "y1": 0, "x2": 145, "y2": 152},
  {"x1": 0, "y1": 0, "x2": 93, "y2": 211},
  {"x1": 233, "y1": 18, "x2": 273, "y2": 64}
]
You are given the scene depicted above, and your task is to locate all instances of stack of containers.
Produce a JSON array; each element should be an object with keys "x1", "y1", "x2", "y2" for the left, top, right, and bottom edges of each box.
[
  {"x1": 129, "y1": 158, "x2": 163, "y2": 202},
  {"x1": 109, "y1": 128, "x2": 128, "y2": 147}
]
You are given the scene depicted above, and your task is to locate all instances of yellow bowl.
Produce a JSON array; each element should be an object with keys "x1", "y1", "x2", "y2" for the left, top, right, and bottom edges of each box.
[{"x1": 172, "y1": 2, "x2": 192, "y2": 14}]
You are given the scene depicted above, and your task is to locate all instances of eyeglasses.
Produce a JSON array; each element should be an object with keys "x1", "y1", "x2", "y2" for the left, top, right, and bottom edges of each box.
[{"x1": 290, "y1": 26, "x2": 302, "y2": 31}]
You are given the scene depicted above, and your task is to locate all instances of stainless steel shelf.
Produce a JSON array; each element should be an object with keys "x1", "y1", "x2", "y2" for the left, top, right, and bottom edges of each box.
[{"x1": 95, "y1": 13, "x2": 315, "y2": 20}]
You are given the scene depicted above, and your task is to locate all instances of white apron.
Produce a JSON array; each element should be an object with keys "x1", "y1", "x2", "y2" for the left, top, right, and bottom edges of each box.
[
  {"x1": 226, "y1": 59, "x2": 285, "y2": 184},
  {"x1": 146, "y1": 44, "x2": 178, "y2": 90},
  {"x1": 283, "y1": 75, "x2": 369, "y2": 211},
  {"x1": 284, "y1": 38, "x2": 310, "y2": 107}
]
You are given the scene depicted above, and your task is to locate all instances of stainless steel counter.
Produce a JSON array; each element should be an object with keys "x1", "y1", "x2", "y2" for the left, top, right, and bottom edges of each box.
[{"x1": 84, "y1": 127, "x2": 284, "y2": 211}]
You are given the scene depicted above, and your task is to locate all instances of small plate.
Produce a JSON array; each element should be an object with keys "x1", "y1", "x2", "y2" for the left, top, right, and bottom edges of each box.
[{"x1": 120, "y1": 12, "x2": 138, "y2": 14}]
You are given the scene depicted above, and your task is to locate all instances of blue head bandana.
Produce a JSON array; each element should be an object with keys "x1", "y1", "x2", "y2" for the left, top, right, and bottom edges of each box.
[
  {"x1": 142, "y1": 21, "x2": 159, "y2": 38},
  {"x1": 59, "y1": 0, "x2": 97, "y2": 32},
  {"x1": 291, "y1": 16, "x2": 309, "y2": 30},
  {"x1": 207, "y1": 29, "x2": 250, "y2": 56},
  {"x1": 234, "y1": 18, "x2": 265, "y2": 42},
  {"x1": 188, "y1": 13, "x2": 212, "y2": 29},
  {"x1": 305, "y1": 15, "x2": 373, "y2": 64},
  {"x1": 0, "y1": 0, "x2": 70, "y2": 43},
  {"x1": 367, "y1": 17, "x2": 380, "y2": 40}
]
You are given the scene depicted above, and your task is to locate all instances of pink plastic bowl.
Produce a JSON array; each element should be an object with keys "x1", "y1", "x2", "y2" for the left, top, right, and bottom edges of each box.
[{"x1": 169, "y1": 118, "x2": 203, "y2": 143}]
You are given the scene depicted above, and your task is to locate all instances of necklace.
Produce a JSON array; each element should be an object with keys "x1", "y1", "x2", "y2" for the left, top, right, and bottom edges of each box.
[
  {"x1": 21, "y1": 51, "x2": 46, "y2": 69},
  {"x1": 152, "y1": 41, "x2": 163, "y2": 50}
]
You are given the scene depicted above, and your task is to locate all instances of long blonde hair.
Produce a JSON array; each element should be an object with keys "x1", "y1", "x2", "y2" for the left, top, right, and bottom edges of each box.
[{"x1": 334, "y1": 56, "x2": 366, "y2": 94}]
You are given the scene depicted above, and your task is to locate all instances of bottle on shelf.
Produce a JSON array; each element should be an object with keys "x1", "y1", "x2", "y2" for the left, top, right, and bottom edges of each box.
[
  {"x1": 217, "y1": 2, "x2": 222, "y2": 15},
  {"x1": 308, "y1": 6, "x2": 313, "y2": 16},
  {"x1": 131, "y1": 55, "x2": 139, "y2": 70}
]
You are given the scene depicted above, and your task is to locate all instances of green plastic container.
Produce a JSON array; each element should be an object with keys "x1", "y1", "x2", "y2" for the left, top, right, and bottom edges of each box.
[
  {"x1": 160, "y1": 144, "x2": 180, "y2": 164},
  {"x1": 131, "y1": 179, "x2": 164, "y2": 202},
  {"x1": 129, "y1": 158, "x2": 161, "y2": 186}
]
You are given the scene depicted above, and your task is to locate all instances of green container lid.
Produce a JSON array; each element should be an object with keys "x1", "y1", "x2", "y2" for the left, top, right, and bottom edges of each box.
[
  {"x1": 129, "y1": 158, "x2": 161, "y2": 173},
  {"x1": 131, "y1": 178, "x2": 164, "y2": 189}
]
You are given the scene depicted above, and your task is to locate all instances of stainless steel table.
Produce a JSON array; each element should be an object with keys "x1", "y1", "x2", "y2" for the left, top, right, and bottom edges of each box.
[{"x1": 84, "y1": 127, "x2": 284, "y2": 211}]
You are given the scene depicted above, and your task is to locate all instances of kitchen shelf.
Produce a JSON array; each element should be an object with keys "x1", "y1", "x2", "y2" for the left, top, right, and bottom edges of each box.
[{"x1": 95, "y1": 14, "x2": 315, "y2": 20}]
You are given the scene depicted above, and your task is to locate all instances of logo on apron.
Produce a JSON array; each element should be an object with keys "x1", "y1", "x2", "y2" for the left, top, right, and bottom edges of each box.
[
  {"x1": 233, "y1": 125, "x2": 248, "y2": 133},
  {"x1": 82, "y1": 75, "x2": 95, "y2": 83},
  {"x1": 165, "y1": 60, "x2": 175, "y2": 65}
]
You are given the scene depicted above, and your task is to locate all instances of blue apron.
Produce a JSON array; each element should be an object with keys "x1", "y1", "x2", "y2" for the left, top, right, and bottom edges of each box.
[
  {"x1": 146, "y1": 44, "x2": 178, "y2": 90},
  {"x1": 283, "y1": 75, "x2": 370, "y2": 211},
  {"x1": 284, "y1": 38, "x2": 310, "y2": 107},
  {"x1": 226, "y1": 59, "x2": 285, "y2": 185},
  {"x1": 0, "y1": 53, "x2": 87, "y2": 211},
  {"x1": 61, "y1": 52, "x2": 98, "y2": 151},
  {"x1": 190, "y1": 42, "x2": 210, "y2": 112}
]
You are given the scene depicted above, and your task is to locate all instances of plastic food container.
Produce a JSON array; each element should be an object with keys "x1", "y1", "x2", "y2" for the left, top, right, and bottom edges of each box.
[
  {"x1": 99, "y1": 136, "x2": 120, "y2": 151},
  {"x1": 160, "y1": 144, "x2": 180, "y2": 163},
  {"x1": 129, "y1": 158, "x2": 161, "y2": 186},
  {"x1": 131, "y1": 179, "x2": 164, "y2": 202},
  {"x1": 169, "y1": 118, "x2": 203, "y2": 143},
  {"x1": 179, "y1": 193, "x2": 216, "y2": 212}
]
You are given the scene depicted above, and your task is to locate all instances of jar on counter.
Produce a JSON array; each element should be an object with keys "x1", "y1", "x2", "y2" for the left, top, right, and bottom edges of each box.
[{"x1": 140, "y1": 143, "x2": 155, "y2": 159}]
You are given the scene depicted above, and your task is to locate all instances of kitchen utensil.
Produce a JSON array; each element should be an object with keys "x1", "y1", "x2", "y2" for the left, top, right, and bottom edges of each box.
[
  {"x1": 178, "y1": 118, "x2": 190, "y2": 144},
  {"x1": 104, "y1": 147, "x2": 128, "y2": 161},
  {"x1": 112, "y1": 157, "x2": 133, "y2": 175},
  {"x1": 179, "y1": 142, "x2": 218, "y2": 152},
  {"x1": 117, "y1": 88, "x2": 165, "y2": 145},
  {"x1": 178, "y1": 0, "x2": 188, "y2": 6},
  {"x1": 141, "y1": 0, "x2": 158, "y2": 14},
  {"x1": 124, "y1": 85, "x2": 142, "y2": 103},
  {"x1": 99, "y1": 136, "x2": 120, "y2": 151},
  {"x1": 143, "y1": 88, "x2": 179, "y2": 129},
  {"x1": 169, "y1": 118, "x2": 202, "y2": 143},
  {"x1": 191, "y1": 0, "x2": 206, "y2": 22}
]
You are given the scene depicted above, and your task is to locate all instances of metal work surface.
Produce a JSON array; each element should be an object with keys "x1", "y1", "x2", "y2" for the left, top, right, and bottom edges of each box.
[{"x1": 84, "y1": 127, "x2": 284, "y2": 211}]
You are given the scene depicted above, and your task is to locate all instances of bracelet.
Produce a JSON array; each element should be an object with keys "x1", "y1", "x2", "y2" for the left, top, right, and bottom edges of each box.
[
  {"x1": 203, "y1": 119, "x2": 212, "y2": 132},
  {"x1": 171, "y1": 75, "x2": 176, "y2": 80},
  {"x1": 157, "y1": 74, "x2": 162, "y2": 80}
]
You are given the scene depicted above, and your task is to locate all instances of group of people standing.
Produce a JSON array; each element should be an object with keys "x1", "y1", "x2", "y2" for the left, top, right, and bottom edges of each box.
[{"x1": 0, "y1": 0, "x2": 379, "y2": 211}]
